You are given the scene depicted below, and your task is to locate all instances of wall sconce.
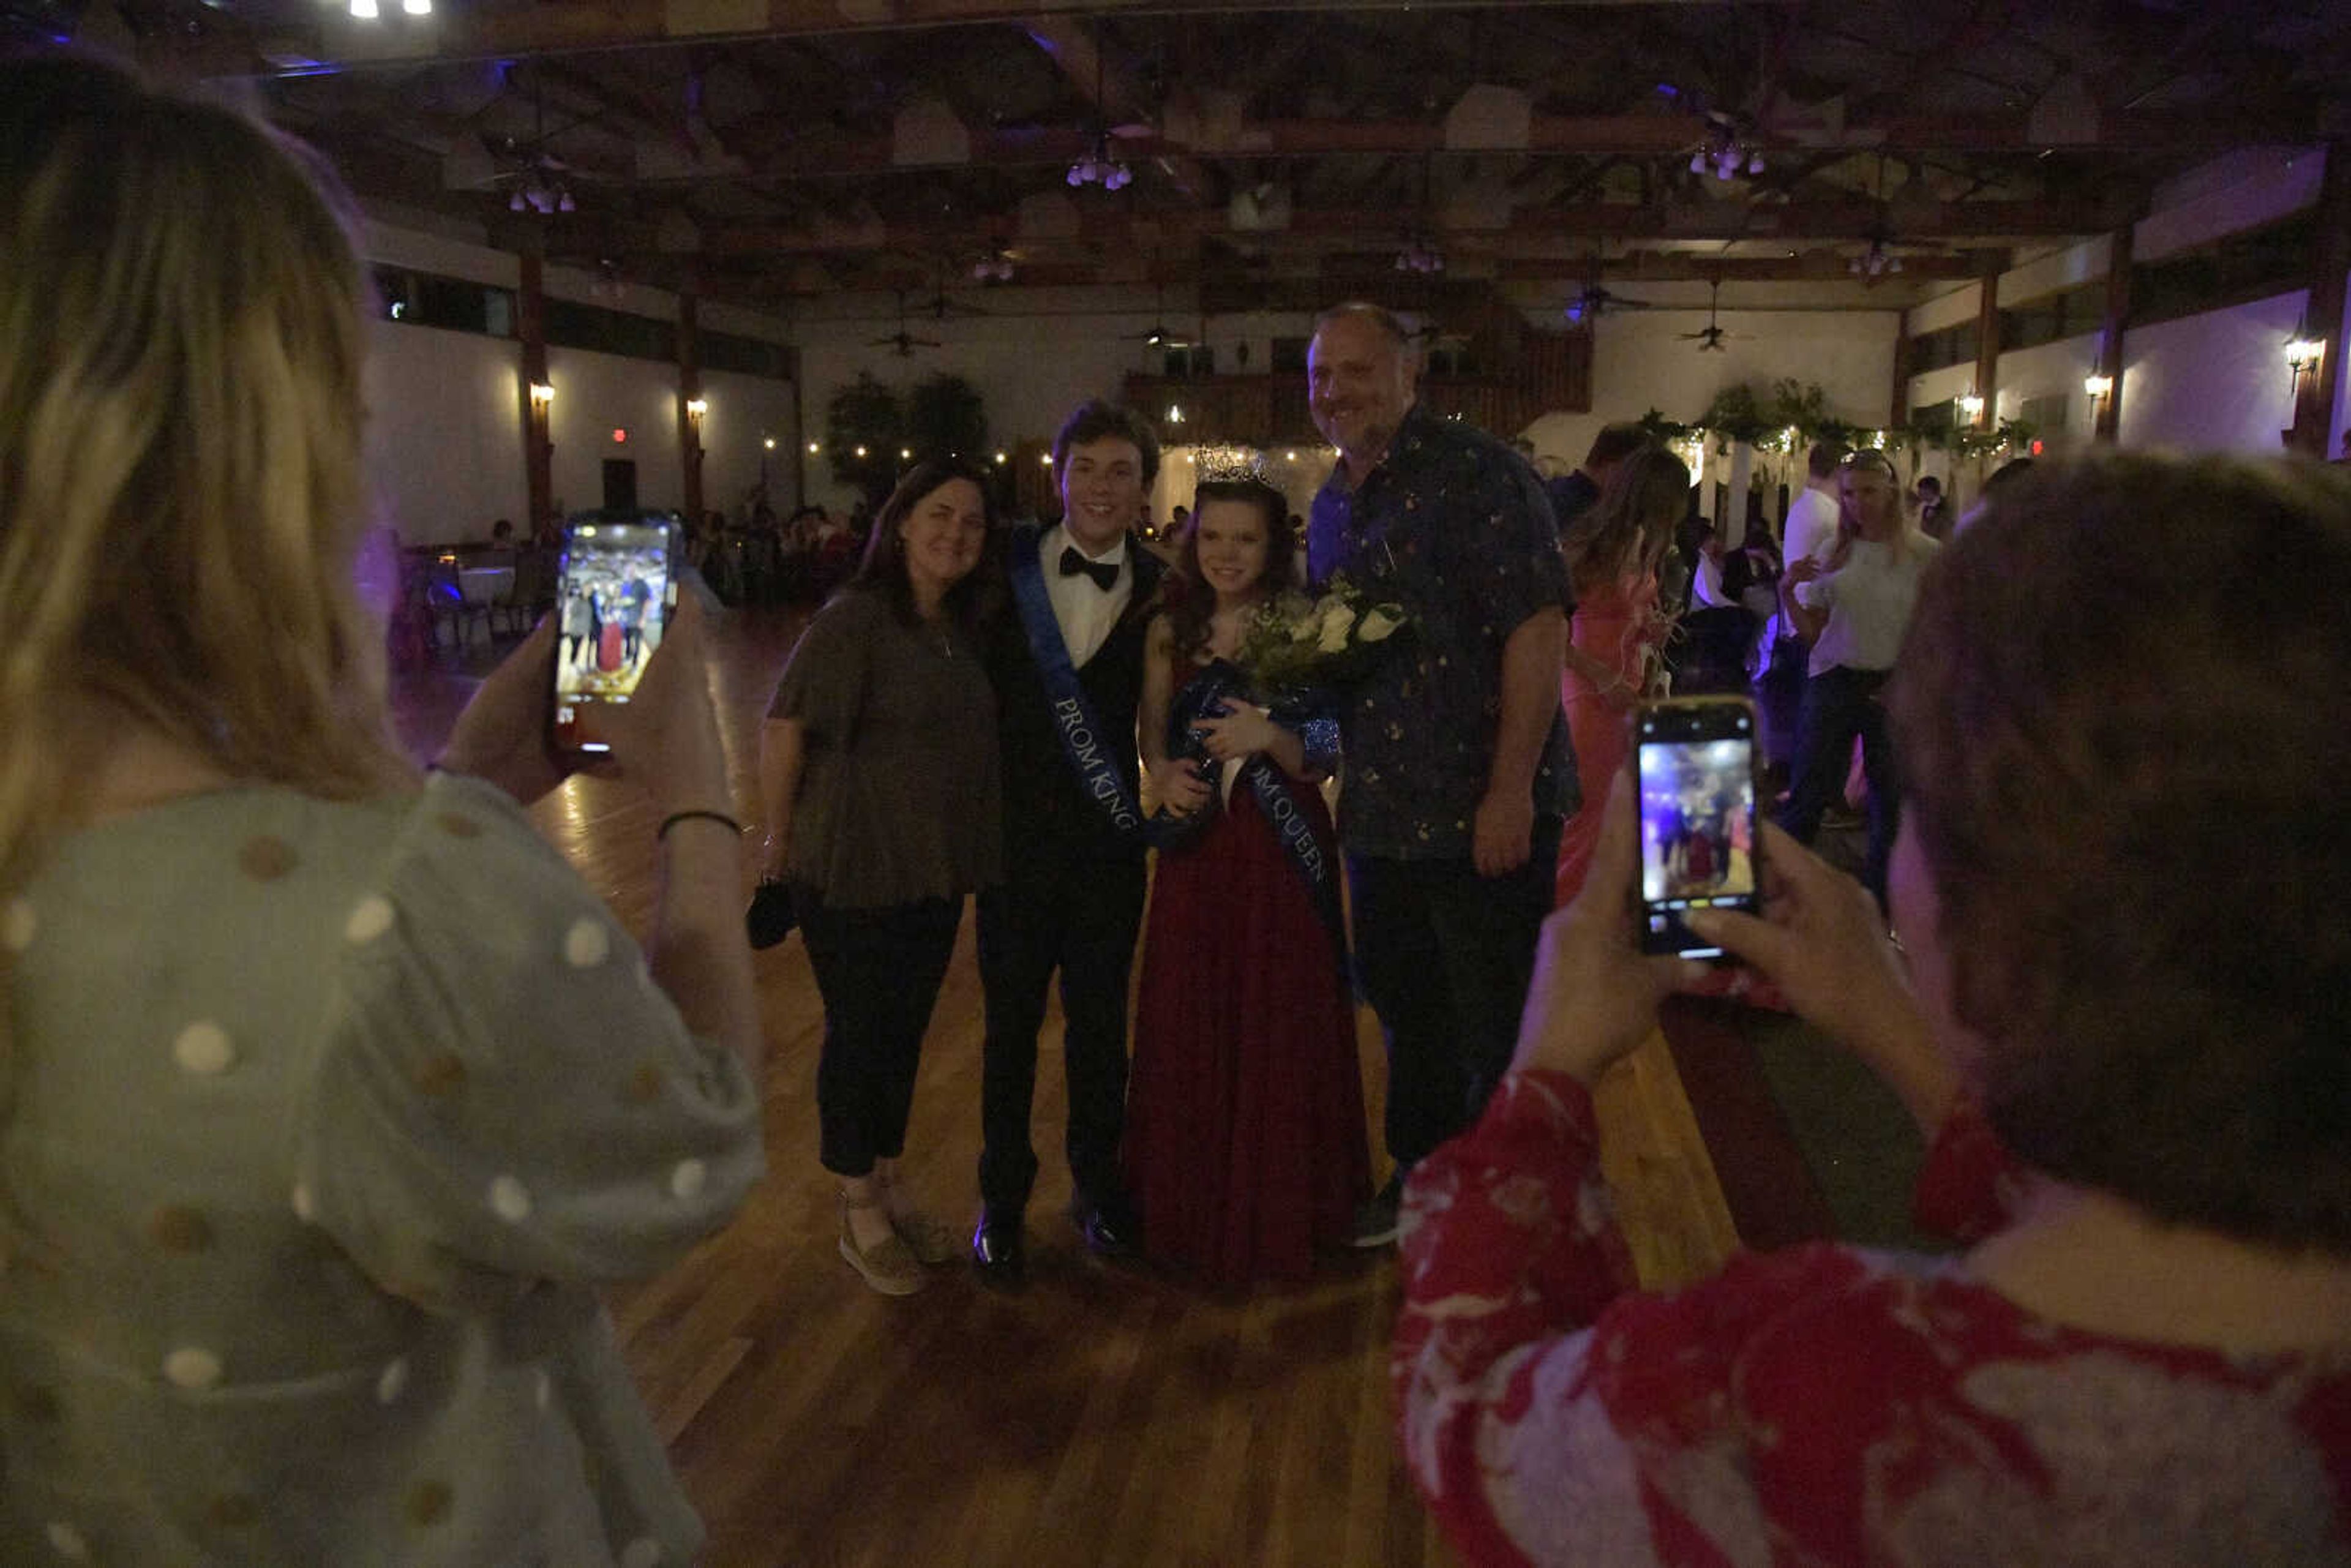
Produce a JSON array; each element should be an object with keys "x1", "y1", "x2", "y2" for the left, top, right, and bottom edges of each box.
[
  {"x1": 528, "y1": 381, "x2": 555, "y2": 410},
  {"x1": 2285, "y1": 334, "x2": 2325, "y2": 378},
  {"x1": 1958, "y1": 390, "x2": 1985, "y2": 421},
  {"x1": 994, "y1": 451, "x2": 1008, "y2": 465},
  {"x1": 1166, "y1": 404, "x2": 1185, "y2": 424},
  {"x1": 853, "y1": 445, "x2": 868, "y2": 459},
  {"x1": 684, "y1": 397, "x2": 708, "y2": 421},
  {"x1": 763, "y1": 437, "x2": 776, "y2": 451},
  {"x1": 807, "y1": 441, "x2": 822, "y2": 456},
  {"x1": 2083, "y1": 373, "x2": 2113, "y2": 400}
]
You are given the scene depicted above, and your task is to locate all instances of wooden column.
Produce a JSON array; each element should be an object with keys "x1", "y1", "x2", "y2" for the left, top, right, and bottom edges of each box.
[
  {"x1": 1971, "y1": 260, "x2": 2001, "y2": 428},
  {"x1": 1889, "y1": 315, "x2": 1913, "y2": 430},
  {"x1": 517, "y1": 249, "x2": 553, "y2": 529},
  {"x1": 2287, "y1": 141, "x2": 2351, "y2": 458},
  {"x1": 2091, "y1": 225, "x2": 2133, "y2": 443},
  {"x1": 677, "y1": 287, "x2": 705, "y2": 522}
]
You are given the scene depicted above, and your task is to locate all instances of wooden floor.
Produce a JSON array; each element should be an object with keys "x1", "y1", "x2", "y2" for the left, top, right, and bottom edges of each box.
[{"x1": 395, "y1": 607, "x2": 1740, "y2": 1568}]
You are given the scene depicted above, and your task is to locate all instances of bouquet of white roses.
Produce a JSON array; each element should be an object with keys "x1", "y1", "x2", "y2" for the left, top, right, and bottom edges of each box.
[{"x1": 1236, "y1": 573, "x2": 1409, "y2": 696}]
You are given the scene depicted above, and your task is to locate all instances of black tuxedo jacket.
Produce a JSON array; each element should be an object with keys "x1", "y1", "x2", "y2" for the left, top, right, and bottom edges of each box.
[{"x1": 984, "y1": 523, "x2": 1165, "y2": 868}]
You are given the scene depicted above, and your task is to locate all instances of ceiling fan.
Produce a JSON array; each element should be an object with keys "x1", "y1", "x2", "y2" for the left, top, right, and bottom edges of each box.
[
  {"x1": 867, "y1": 291, "x2": 941, "y2": 358},
  {"x1": 1679, "y1": 280, "x2": 1740, "y2": 353},
  {"x1": 1562, "y1": 269, "x2": 1653, "y2": 326}
]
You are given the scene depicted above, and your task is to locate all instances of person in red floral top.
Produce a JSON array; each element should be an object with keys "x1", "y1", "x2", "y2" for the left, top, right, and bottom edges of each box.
[{"x1": 1395, "y1": 452, "x2": 2351, "y2": 1568}]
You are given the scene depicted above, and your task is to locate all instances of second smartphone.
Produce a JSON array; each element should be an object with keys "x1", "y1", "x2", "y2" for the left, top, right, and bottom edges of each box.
[
  {"x1": 550, "y1": 514, "x2": 681, "y2": 756},
  {"x1": 1633, "y1": 695, "x2": 1762, "y2": 958}
]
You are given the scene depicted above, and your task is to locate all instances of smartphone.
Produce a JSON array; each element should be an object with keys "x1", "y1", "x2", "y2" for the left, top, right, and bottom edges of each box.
[
  {"x1": 550, "y1": 514, "x2": 681, "y2": 756},
  {"x1": 1633, "y1": 695, "x2": 1762, "y2": 958}
]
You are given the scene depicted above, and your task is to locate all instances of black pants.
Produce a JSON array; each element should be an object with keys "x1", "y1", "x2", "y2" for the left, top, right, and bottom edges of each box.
[
  {"x1": 1775, "y1": 664, "x2": 1899, "y2": 901},
  {"x1": 800, "y1": 892, "x2": 962, "y2": 1179},
  {"x1": 975, "y1": 855, "x2": 1147, "y2": 1214},
  {"x1": 1346, "y1": 815, "x2": 1561, "y2": 1173}
]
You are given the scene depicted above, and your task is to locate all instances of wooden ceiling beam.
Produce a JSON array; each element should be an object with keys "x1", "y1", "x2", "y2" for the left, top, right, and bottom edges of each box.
[
  {"x1": 1493, "y1": 251, "x2": 1993, "y2": 283},
  {"x1": 443, "y1": 107, "x2": 2300, "y2": 192},
  {"x1": 696, "y1": 196, "x2": 2129, "y2": 257},
  {"x1": 201, "y1": 1, "x2": 1728, "y2": 79}
]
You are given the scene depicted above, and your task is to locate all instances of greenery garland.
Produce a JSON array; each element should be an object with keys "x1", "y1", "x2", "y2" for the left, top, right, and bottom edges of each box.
[{"x1": 1638, "y1": 379, "x2": 2033, "y2": 463}]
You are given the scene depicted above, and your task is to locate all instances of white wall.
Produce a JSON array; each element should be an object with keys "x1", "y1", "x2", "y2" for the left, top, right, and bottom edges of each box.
[
  {"x1": 1905, "y1": 144, "x2": 2335, "y2": 460},
  {"x1": 361, "y1": 320, "x2": 528, "y2": 542},
  {"x1": 544, "y1": 345, "x2": 684, "y2": 516},
  {"x1": 353, "y1": 219, "x2": 798, "y2": 536},
  {"x1": 1521, "y1": 308, "x2": 1902, "y2": 477},
  {"x1": 700, "y1": 369, "x2": 803, "y2": 520},
  {"x1": 2117, "y1": 291, "x2": 2309, "y2": 454}
]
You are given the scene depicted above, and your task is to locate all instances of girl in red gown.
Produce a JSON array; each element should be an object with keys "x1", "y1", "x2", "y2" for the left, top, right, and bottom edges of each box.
[{"x1": 1123, "y1": 468, "x2": 1370, "y2": 1287}]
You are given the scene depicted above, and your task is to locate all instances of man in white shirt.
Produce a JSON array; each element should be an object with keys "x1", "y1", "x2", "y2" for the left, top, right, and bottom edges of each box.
[{"x1": 1781, "y1": 441, "x2": 1848, "y2": 569}]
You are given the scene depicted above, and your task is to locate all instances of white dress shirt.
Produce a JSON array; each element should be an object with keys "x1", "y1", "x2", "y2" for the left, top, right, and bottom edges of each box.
[
  {"x1": 1039, "y1": 522, "x2": 1133, "y2": 668},
  {"x1": 1783, "y1": 486, "x2": 1842, "y2": 570}
]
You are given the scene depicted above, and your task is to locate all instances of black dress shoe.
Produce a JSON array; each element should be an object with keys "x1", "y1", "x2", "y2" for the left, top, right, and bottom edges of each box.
[
  {"x1": 970, "y1": 1209, "x2": 1026, "y2": 1288},
  {"x1": 1070, "y1": 1193, "x2": 1140, "y2": 1259}
]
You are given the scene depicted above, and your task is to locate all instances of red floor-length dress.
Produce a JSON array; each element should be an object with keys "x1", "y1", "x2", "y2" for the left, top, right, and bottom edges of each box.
[
  {"x1": 1556, "y1": 572, "x2": 1658, "y2": 906},
  {"x1": 1125, "y1": 688, "x2": 1370, "y2": 1288}
]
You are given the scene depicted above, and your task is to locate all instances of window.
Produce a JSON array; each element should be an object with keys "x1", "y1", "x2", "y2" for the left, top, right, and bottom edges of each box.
[
  {"x1": 1998, "y1": 281, "x2": 2105, "y2": 354},
  {"x1": 369, "y1": 264, "x2": 515, "y2": 337},
  {"x1": 703, "y1": 331, "x2": 792, "y2": 380},
  {"x1": 1910, "y1": 397, "x2": 1957, "y2": 437},
  {"x1": 544, "y1": 299, "x2": 677, "y2": 362},
  {"x1": 1908, "y1": 318, "x2": 1980, "y2": 376},
  {"x1": 1160, "y1": 344, "x2": 1216, "y2": 378},
  {"x1": 2129, "y1": 207, "x2": 2319, "y2": 328}
]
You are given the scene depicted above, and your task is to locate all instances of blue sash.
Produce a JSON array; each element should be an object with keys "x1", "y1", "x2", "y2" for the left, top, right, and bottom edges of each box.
[
  {"x1": 1171, "y1": 662, "x2": 1348, "y2": 969},
  {"x1": 1007, "y1": 533, "x2": 1154, "y2": 842}
]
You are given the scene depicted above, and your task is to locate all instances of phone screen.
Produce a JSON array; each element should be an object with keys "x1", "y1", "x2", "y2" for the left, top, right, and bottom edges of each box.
[
  {"x1": 551, "y1": 517, "x2": 678, "y2": 755},
  {"x1": 1635, "y1": 698, "x2": 1761, "y2": 958}
]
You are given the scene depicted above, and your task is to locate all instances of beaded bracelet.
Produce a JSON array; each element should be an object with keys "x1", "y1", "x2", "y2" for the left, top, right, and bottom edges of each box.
[{"x1": 657, "y1": 809, "x2": 743, "y2": 841}]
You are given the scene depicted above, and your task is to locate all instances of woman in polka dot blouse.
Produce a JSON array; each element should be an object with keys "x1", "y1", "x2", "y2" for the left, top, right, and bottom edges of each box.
[{"x1": 0, "y1": 56, "x2": 767, "y2": 1566}]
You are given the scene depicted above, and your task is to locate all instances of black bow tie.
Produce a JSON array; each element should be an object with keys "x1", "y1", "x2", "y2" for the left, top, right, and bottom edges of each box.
[{"x1": 1059, "y1": 545, "x2": 1121, "y2": 592}]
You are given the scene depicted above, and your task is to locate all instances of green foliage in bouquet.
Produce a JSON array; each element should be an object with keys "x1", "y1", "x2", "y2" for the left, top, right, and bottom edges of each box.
[{"x1": 1235, "y1": 575, "x2": 1409, "y2": 696}]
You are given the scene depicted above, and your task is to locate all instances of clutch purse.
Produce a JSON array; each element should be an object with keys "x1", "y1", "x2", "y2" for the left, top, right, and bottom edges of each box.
[{"x1": 746, "y1": 879, "x2": 798, "y2": 950}]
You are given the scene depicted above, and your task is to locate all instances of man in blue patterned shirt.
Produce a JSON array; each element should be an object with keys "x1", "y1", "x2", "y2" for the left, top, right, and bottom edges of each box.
[{"x1": 1304, "y1": 302, "x2": 1577, "y2": 1245}]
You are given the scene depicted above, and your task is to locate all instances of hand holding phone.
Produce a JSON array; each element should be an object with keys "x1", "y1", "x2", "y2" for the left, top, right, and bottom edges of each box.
[
  {"x1": 1633, "y1": 696, "x2": 1763, "y2": 958},
  {"x1": 1511, "y1": 773, "x2": 1707, "y2": 1084}
]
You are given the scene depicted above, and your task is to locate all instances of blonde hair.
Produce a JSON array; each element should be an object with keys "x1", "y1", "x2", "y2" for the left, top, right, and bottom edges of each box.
[
  {"x1": 0, "y1": 56, "x2": 411, "y2": 1146},
  {"x1": 1562, "y1": 443, "x2": 1687, "y2": 596}
]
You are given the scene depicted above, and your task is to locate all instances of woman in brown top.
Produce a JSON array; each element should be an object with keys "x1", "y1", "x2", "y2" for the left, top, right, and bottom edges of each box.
[{"x1": 757, "y1": 459, "x2": 1003, "y2": 1294}]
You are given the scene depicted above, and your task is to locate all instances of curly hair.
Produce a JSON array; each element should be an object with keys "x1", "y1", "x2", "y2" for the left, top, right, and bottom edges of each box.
[{"x1": 1888, "y1": 451, "x2": 2351, "y2": 1252}]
